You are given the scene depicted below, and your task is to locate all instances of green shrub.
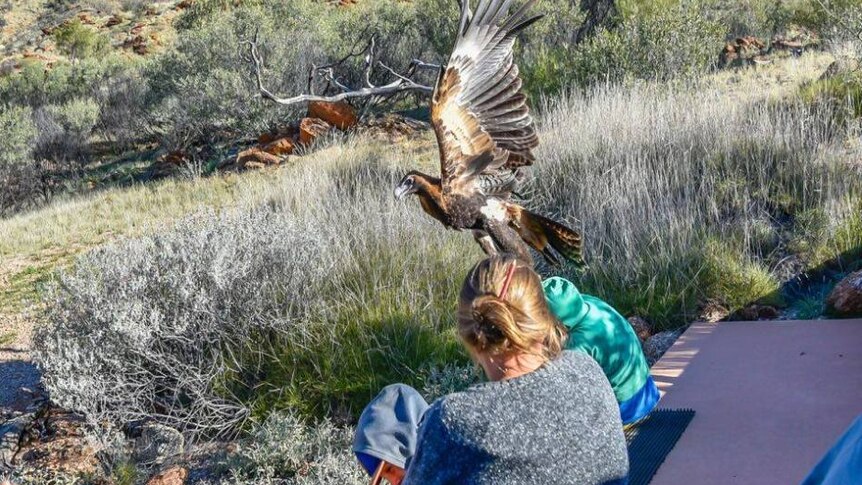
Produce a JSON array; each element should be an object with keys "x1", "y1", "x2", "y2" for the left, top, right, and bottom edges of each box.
[
  {"x1": 0, "y1": 105, "x2": 39, "y2": 215},
  {"x1": 0, "y1": 105, "x2": 36, "y2": 165},
  {"x1": 702, "y1": 240, "x2": 783, "y2": 310},
  {"x1": 524, "y1": 2, "x2": 726, "y2": 94},
  {"x1": 53, "y1": 19, "x2": 111, "y2": 60},
  {"x1": 46, "y1": 98, "x2": 100, "y2": 137},
  {"x1": 800, "y1": 70, "x2": 862, "y2": 120},
  {"x1": 0, "y1": 55, "x2": 136, "y2": 107}
]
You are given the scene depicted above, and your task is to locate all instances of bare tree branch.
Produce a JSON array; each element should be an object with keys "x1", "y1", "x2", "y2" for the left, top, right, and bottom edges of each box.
[{"x1": 243, "y1": 32, "x2": 435, "y2": 108}]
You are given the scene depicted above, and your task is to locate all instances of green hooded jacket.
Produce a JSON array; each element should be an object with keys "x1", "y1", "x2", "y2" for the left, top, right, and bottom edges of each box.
[{"x1": 543, "y1": 276, "x2": 650, "y2": 403}]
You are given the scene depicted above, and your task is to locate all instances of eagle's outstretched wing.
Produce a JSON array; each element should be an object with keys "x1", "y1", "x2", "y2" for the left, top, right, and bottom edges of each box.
[{"x1": 431, "y1": 0, "x2": 541, "y2": 197}]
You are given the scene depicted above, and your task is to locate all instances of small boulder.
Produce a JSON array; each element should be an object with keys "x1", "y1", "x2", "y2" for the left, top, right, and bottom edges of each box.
[
  {"x1": 105, "y1": 15, "x2": 123, "y2": 27},
  {"x1": 262, "y1": 137, "x2": 295, "y2": 156},
  {"x1": 146, "y1": 466, "x2": 188, "y2": 485},
  {"x1": 698, "y1": 299, "x2": 729, "y2": 323},
  {"x1": 643, "y1": 330, "x2": 681, "y2": 365},
  {"x1": 826, "y1": 270, "x2": 862, "y2": 317},
  {"x1": 1, "y1": 413, "x2": 36, "y2": 470},
  {"x1": 626, "y1": 316, "x2": 652, "y2": 342},
  {"x1": 735, "y1": 304, "x2": 780, "y2": 321},
  {"x1": 133, "y1": 424, "x2": 184, "y2": 465},
  {"x1": 299, "y1": 117, "x2": 332, "y2": 145},
  {"x1": 308, "y1": 101, "x2": 358, "y2": 130},
  {"x1": 237, "y1": 147, "x2": 281, "y2": 168}
]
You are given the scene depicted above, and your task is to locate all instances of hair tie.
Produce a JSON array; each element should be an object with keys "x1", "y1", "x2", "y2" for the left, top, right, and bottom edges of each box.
[{"x1": 498, "y1": 261, "x2": 518, "y2": 300}]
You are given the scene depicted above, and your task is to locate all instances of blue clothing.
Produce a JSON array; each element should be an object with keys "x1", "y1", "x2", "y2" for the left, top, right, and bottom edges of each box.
[
  {"x1": 802, "y1": 414, "x2": 862, "y2": 485},
  {"x1": 618, "y1": 376, "x2": 660, "y2": 425},
  {"x1": 354, "y1": 384, "x2": 429, "y2": 476}
]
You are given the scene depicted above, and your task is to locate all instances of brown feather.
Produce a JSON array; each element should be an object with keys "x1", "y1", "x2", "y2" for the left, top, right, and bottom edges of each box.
[
  {"x1": 507, "y1": 203, "x2": 584, "y2": 267},
  {"x1": 430, "y1": 0, "x2": 540, "y2": 202}
]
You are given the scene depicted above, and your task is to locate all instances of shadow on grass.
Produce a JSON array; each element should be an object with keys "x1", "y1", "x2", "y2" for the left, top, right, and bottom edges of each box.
[{"x1": 226, "y1": 311, "x2": 465, "y2": 425}]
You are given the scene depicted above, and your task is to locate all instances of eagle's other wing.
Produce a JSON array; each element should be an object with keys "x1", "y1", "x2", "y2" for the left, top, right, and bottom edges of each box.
[{"x1": 431, "y1": 0, "x2": 541, "y2": 197}]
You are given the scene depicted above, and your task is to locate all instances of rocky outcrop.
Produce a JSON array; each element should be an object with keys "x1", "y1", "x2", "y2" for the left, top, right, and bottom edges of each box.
[
  {"x1": 1, "y1": 414, "x2": 35, "y2": 471},
  {"x1": 734, "y1": 304, "x2": 780, "y2": 321},
  {"x1": 826, "y1": 270, "x2": 862, "y2": 317},
  {"x1": 643, "y1": 330, "x2": 681, "y2": 366},
  {"x1": 698, "y1": 299, "x2": 729, "y2": 323},
  {"x1": 262, "y1": 137, "x2": 295, "y2": 156},
  {"x1": 146, "y1": 466, "x2": 189, "y2": 485},
  {"x1": 236, "y1": 147, "x2": 282, "y2": 169},
  {"x1": 134, "y1": 423, "x2": 184, "y2": 465},
  {"x1": 299, "y1": 117, "x2": 332, "y2": 145},
  {"x1": 719, "y1": 36, "x2": 766, "y2": 67},
  {"x1": 769, "y1": 25, "x2": 819, "y2": 55},
  {"x1": 308, "y1": 101, "x2": 358, "y2": 130},
  {"x1": 626, "y1": 316, "x2": 652, "y2": 342}
]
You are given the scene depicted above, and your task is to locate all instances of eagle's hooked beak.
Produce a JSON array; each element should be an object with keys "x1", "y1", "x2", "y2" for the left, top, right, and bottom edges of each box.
[{"x1": 394, "y1": 185, "x2": 410, "y2": 200}]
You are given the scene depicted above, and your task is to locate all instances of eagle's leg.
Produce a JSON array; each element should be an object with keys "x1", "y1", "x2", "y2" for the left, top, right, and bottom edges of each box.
[
  {"x1": 472, "y1": 230, "x2": 498, "y2": 256},
  {"x1": 483, "y1": 219, "x2": 534, "y2": 266}
]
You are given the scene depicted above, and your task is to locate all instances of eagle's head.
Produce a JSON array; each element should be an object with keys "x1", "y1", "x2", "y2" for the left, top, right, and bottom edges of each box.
[{"x1": 394, "y1": 172, "x2": 422, "y2": 200}]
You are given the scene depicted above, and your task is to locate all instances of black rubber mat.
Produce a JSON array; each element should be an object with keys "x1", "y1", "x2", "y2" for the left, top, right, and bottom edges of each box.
[{"x1": 625, "y1": 408, "x2": 696, "y2": 485}]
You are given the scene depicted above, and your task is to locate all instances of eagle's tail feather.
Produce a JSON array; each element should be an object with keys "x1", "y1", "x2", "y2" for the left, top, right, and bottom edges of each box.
[{"x1": 508, "y1": 204, "x2": 585, "y2": 267}]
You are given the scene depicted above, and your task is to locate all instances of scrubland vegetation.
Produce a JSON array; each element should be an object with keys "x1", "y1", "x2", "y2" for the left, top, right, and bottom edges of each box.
[{"x1": 2, "y1": 0, "x2": 862, "y2": 482}]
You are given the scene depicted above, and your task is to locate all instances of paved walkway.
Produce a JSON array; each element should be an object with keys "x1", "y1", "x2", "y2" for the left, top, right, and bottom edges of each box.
[{"x1": 650, "y1": 319, "x2": 862, "y2": 485}]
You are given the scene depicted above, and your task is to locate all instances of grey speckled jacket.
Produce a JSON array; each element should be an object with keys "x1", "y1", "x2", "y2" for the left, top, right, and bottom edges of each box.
[{"x1": 403, "y1": 351, "x2": 629, "y2": 485}]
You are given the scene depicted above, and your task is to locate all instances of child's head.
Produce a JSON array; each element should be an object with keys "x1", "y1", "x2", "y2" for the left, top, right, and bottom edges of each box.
[
  {"x1": 457, "y1": 254, "x2": 565, "y2": 361},
  {"x1": 354, "y1": 384, "x2": 428, "y2": 484}
]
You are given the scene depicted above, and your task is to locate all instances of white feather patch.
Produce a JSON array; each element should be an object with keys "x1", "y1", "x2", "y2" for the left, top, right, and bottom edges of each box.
[{"x1": 480, "y1": 198, "x2": 508, "y2": 221}]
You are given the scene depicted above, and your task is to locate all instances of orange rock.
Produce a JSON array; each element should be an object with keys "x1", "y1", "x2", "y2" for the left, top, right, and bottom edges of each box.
[
  {"x1": 146, "y1": 467, "x2": 188, "y2": 485},
  {"x1": 826, "y1": 270, "x2": 862, "y2": 317},
  {"x1": 262, "y1": 137, "x2": 295, "y2": 156},
  {"x1": 176, "y1": 0, "x2": 194, "y2": 9},
  {"x1": 237, "y1": 147, "x2": 281, "y2": 167},
  {"x1": 307, "y1": 101, "x2": 357, "y2": 130},
  {"x1": 299, "y1": 117, "x2": 331, "y2": 145}
]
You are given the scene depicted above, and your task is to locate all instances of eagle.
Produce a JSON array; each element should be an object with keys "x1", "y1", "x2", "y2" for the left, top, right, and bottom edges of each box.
[{"x1": 394, "y1": 0, "x2": 584, "y2": 267}]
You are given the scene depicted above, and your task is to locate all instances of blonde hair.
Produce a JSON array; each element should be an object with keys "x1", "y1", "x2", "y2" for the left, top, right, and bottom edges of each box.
[{"x1": 458, "y1": 254, "x2": 566, "y2": 360}]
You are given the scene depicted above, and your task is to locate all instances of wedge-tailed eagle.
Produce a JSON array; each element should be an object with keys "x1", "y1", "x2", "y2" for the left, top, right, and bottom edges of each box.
[{"x1": 394, "y1": 0, "x2": 584, "y2": 267}]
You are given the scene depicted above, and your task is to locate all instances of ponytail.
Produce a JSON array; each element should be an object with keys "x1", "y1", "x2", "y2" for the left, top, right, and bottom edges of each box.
[{"x1": 458, "y1": 255, "x2": 565, "y2": 359}]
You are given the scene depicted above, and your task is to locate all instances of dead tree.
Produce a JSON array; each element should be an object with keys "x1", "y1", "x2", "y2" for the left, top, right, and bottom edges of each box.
[{"x1": 244, "y1": 31, "x2": 438, "y2": 110}]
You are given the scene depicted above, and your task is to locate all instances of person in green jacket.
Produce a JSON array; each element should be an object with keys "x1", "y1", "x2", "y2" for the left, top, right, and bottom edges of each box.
[{"x1": 543, "y1": 276, "x2": 660, "y2": 425}]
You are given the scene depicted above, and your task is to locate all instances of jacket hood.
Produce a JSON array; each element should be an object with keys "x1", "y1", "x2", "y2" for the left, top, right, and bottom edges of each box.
[
  {"x1": 542, "y1": 276, "x2": 590, "y2": 328},
  {"x1": 353, "y1": 384, "x2": 429, "y2": 475}
]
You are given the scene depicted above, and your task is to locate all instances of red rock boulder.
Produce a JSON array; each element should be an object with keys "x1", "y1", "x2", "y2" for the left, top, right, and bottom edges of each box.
[
  {"x1": 308, "y1": 101, "x2": 357, "y2": 130},
  {"x1": 826, "y1": 270, "x2": 862, "y2": 317},
  {"x1": 237, "y1": 147, "x2": 281, "y2": 168},
  {"x1": 262, "y1": 137, "x2": 295, "y2": 156},
  {"x1": 299, "y1": 117, "x2": 332, "y2": 145},
  {"x1": 147, "y1": 466, "x2": 188, "y2": 485}
]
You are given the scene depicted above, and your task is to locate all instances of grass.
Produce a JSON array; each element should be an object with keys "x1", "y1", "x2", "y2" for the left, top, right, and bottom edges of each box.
[
  {"x1": 532, "y1": 52, "x2": 861, "y2": 328},
  {"x1": 13, "y1": 53, "x2": 862, "y2": 438}
]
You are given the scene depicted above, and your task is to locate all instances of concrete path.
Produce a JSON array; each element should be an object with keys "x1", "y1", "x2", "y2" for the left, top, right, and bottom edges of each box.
[{"x1": 650, "y1": 319, "x2": 862, "y2": 485}]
